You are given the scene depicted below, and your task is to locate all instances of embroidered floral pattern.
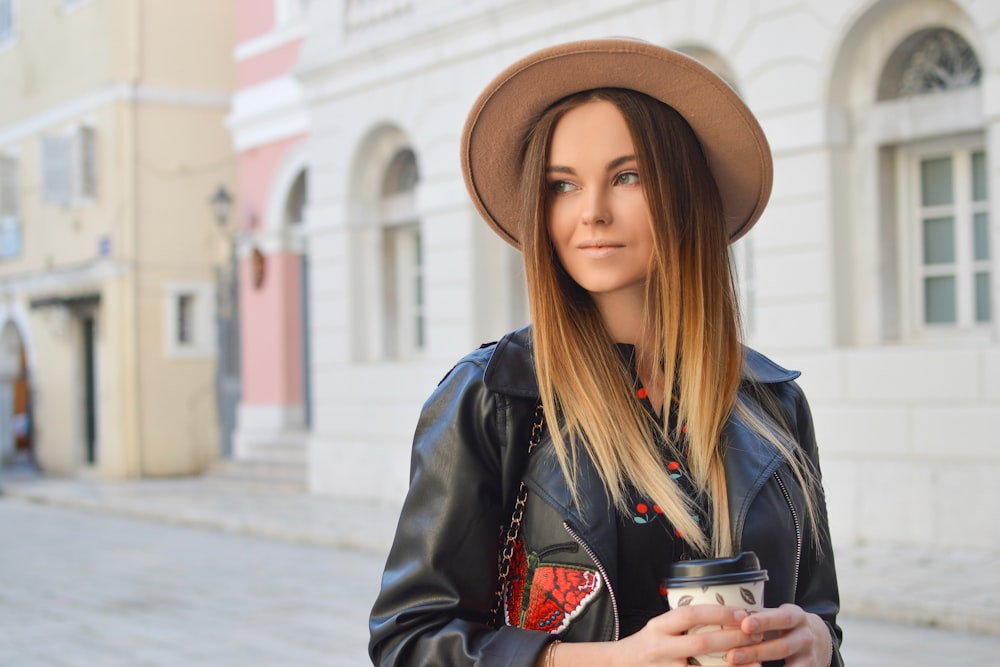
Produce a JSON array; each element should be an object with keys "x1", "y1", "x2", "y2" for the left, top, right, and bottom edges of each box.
[{"x1": 503, "y1": 538, "x2": 603, "y2": 634}]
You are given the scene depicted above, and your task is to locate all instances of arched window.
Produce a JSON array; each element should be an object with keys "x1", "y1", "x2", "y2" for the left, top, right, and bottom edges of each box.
[
  {"x1": 285, "y1": 170, "x2": 308, "y2": 227},
  {"x1": 348, "y1": 127, "x2": 424, "y2": 362},
  {"x1": 379, "y1": 148, "x2": 423, "y2": 359},
  {"x1": 877, "y1": 29, "x2": 990, "y2": 336},
  {"x1": 879, "y1": 28, "x2": 982, "y2": 100}
]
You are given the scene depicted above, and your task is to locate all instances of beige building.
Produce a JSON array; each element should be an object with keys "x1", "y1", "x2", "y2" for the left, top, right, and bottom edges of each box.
[{"x1": 0, "y1": 1, "x2": 237, "y2": 477}]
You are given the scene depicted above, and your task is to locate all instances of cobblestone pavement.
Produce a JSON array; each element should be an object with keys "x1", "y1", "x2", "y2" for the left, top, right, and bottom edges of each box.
[{"x1": 3, "y1": 498, "x2": 1000, "y2": 666}]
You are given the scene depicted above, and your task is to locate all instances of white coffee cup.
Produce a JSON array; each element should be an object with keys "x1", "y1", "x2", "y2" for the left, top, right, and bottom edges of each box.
[{"x1": 663, "y1": 551, "x2": 768, "y2": 666}]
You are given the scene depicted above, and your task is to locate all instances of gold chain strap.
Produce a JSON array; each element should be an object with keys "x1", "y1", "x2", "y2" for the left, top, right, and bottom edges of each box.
[{"x1": 490, "y1": 402, "x2": 546, "y2": 627}]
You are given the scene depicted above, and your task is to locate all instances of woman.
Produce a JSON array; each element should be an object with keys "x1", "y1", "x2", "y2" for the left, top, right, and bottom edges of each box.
[{"x1": 370, "y1": 39, "x2": 842, "y2": 667}]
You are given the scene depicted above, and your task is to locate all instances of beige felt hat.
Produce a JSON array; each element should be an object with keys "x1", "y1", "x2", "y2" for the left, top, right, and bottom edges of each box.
[{"x1": 460, "y1": 38, "x2": 773, "y2": 249}]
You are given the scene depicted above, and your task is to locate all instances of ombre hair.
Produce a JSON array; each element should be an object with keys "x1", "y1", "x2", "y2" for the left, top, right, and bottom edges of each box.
[{"x1": 520, "y1": 88, "x2": 820, "y2": 556}]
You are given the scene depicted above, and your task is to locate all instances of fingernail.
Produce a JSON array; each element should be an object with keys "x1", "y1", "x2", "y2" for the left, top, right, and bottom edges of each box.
[
  {"x1": 751, "y1": 633, "x2": 763, "y2": 642},
  {"x1": 733, "y1": 609, "x2": 748, "y2": 622},
  {"x1": 745, "y1": 618, "x2": 759, "y2": 633}
]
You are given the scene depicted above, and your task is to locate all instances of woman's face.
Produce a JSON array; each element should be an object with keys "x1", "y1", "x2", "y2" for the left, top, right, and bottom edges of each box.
[{"x1": 546, "y1": 100, "x2": 654, "y2": 314}]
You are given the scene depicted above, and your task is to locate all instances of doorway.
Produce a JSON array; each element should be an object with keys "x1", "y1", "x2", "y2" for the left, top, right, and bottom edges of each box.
[
  {"x1": 81, "y1": 315, "x2": 97, "y2": 464},
  {"x1": 0, "y1": 321, "x2": 31, "y2": 467}
]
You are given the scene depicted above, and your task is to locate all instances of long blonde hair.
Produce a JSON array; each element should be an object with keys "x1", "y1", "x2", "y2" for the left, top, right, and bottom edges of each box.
[{"x1": 520, "y1": 88, "x2": 819, "y2": 557}]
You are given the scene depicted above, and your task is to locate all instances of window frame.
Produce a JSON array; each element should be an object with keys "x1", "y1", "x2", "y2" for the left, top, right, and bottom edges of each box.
[
  {"x1": 375, "y1": 148, "x2": 423, "y2": 361},
  {"x1": 165, "y1": 283, "x2": 216, "y2": 358},
  {"x1": 895, "y1": 134, "x2": 992, "y2": 342},
  {"x1": 40, "y1": 125, "x2": 99, "y2": 207},
  {"x1": 381, "y1": 220, "x2": 423, "y2": 359}
]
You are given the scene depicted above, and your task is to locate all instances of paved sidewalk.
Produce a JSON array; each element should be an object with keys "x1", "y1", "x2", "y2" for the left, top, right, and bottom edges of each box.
[
  {"x1": 2, "y1": 468, "x2": 999, "y2": 638},
  {"x1": 0, "y1": 500, "x2": 376, "y2": 667}
]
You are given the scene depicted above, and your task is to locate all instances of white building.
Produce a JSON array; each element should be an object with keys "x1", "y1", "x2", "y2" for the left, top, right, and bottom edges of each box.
[{"x1": 295, "y1": 0, "x2": 1000, "y2": 551}]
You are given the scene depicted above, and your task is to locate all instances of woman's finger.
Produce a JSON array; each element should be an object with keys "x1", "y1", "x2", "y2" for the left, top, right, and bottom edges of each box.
[{"x1": 648, "y1": 605, "x2": 750, "y2": 635}]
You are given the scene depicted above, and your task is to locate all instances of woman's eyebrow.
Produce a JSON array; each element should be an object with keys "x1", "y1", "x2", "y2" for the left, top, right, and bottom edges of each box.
[
  {"x1": 545, "y1": 154, "x2": 637, "y2": 175},
  {"x1": 546, "y1": 164, "x2": 575, "y2": 175},
  {"x1": 607, "y1": 154, "x2": 637, "y2": 170}
]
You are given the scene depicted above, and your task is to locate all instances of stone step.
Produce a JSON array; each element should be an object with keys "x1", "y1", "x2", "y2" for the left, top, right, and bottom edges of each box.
[
  {"x1": 236, "y1": 441, "x2": 308, "y2": 465},
  {"x1": 204, "y1": 458, "x2": 307, "y2": 493}
]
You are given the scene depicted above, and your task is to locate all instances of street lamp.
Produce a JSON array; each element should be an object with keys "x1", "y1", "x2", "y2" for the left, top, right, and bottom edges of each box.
[
  {"x1": 209, "y1": 184, "x2": 237, "y2": 318},
  {"x1": 209, "y1": 183, "x2": 236, "y2": 315},
  {"x1": 209, "y1": 185, "x2": 234, "y2": 227}
]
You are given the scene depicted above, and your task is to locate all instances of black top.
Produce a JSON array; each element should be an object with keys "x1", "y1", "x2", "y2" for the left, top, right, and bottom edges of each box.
[{"x1": 616, "y1": 378, "x2": 712, "y2": 638}]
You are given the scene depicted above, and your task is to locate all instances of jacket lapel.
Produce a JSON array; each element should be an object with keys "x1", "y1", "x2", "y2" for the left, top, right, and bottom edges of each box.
[{"x1": 721, "y1": 410, "x2": 785, "y2": 550}]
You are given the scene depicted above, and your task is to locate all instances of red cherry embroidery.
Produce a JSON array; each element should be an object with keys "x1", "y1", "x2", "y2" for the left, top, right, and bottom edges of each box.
[
  {"x1": 667, "y1": 461, "x2": 680, "y2": 471},
  {"x1": 634, "y1": 502, "x2": 662, "y2": 525},
  {"x1": 637, "y1": 387, "x2": 648, "y2": 399}
]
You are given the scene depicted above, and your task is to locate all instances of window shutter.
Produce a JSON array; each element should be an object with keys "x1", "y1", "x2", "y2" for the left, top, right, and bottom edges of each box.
[
  {"x1": 0, "y1": 155, "x2": 17, "y2": 218},
  {"x1": 77, "y1": 126, "x2": 98, "y2": 199},
  {"x1": 0, "y1": 155, "x2": 21, "y2": 258},
  {"x1": 42, "y1": 135, "x2": 73, "y2": 205}
]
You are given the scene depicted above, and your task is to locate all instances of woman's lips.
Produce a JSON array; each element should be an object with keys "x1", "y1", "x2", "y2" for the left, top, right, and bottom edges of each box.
[{"x1": 577, "y1": 242, "x2": 624, "y2": 258}]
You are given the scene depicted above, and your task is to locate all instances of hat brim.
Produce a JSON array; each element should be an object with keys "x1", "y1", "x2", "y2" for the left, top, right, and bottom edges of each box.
[{"x1": 461, "y1": 39, "x2": 772, "y2": 249}]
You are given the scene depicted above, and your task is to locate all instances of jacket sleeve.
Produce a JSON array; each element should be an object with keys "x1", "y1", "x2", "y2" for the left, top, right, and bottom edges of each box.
[
  {"x1": 369, "y1": 355, "x2": 552, "y2": 666},
  {"x1": 786, "y1": 383, "x2": 844, "y2": 667}
]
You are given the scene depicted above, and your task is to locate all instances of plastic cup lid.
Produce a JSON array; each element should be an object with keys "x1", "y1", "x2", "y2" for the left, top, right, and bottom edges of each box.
[{"x1": 663, "y1": 551, "x2": 769, "y2": 588}]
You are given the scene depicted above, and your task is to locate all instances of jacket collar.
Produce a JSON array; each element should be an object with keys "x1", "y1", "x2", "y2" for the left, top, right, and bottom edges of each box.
[{"x1": 483, "y1": 325, "x2": 801, "y2": 399}]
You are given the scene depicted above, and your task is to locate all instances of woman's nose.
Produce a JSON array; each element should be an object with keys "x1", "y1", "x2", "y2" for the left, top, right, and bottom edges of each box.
[{"x1": 581, "y1": 188, "x2": 611, "y2": 226}]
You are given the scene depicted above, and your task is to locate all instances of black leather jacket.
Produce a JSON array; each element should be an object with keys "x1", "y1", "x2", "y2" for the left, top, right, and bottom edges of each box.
[{"x1": 370, "y1": 326, "x2": 843, "y2": 666}]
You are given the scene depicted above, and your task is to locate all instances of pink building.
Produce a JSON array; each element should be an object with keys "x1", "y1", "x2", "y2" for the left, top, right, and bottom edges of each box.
[{"x1": 226, "y1": 0, "x2": 312, "y2": 478}]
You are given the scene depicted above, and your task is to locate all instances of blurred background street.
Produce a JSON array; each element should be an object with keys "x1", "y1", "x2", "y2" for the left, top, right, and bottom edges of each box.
[{"x1": 3, "y1": 472, "x2": 1000, "y2": 666}]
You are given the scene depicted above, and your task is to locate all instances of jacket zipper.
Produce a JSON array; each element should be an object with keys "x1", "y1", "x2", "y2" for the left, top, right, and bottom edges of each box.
[
  {"x1": 773, "y1": 470, "x2": 801, "y2": 600},
  {"x1": 563, "y1": 521, "x2": 620, "y2": 641}
]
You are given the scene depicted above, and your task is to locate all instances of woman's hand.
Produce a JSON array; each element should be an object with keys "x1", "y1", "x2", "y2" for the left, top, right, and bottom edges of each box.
[
  {"x1": 726, "y1": 604, "x2": 832, "y2": 667},
  {"x1": 611, "y1": 605, "x2": 764, "y2": 666}
]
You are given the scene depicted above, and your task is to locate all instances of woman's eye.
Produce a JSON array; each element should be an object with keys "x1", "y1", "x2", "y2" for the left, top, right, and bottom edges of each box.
[
  {"x1": 615, "y1": 171, "x2": 640, "y2": 186},
  {"x1": 548, "y1": 180, "x2": 575, "y2": 194}
]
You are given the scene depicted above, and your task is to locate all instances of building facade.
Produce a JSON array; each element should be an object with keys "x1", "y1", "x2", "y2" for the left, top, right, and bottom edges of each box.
[
  {"x1": 0, "y1": 0, "x2": 236, "y2": 477},
  {"x1": 290, "y1": 0, "x2": 1000, "y2": 552},
  {"x1": 226, "y1": 0, "x2": 312, "y2": 476}
]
